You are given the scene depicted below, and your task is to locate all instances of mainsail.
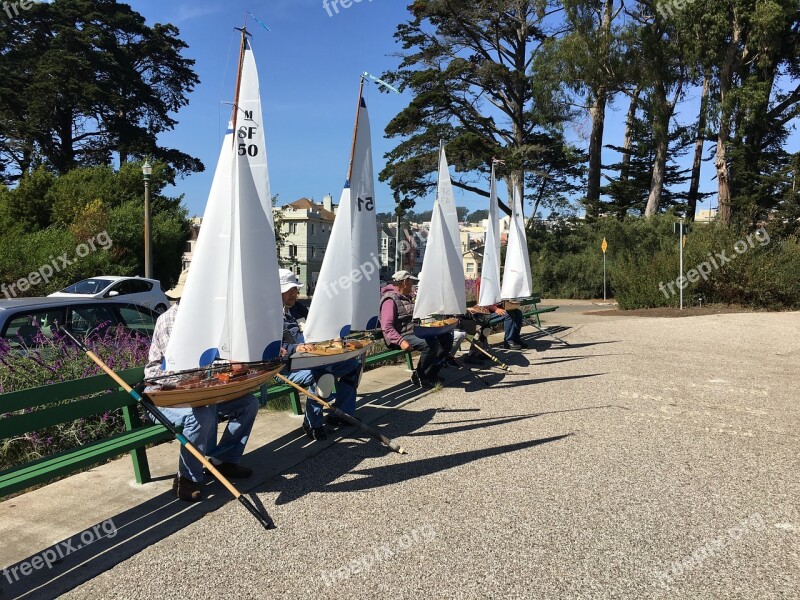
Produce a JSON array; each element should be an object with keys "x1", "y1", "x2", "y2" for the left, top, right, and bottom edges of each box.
[
  {"x1": 163, "y1": 37, "x2": 283, "y2": 372},
  {"x1": 477, "y1": 162, "x2": 502, "y2": 307},
  {"x1": 304, "y1": 82, "x2": 380, "y2": 342},
  {"x1": 413, "y1": 145, "x2": 467, "y2": 319},
  {"x1": 500, "y1": 185, "x2": 533, "y2": 300}
]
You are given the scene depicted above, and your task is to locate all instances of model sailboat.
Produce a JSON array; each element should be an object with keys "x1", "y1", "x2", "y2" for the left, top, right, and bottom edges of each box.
[
  {"x1": 474, "y1": 162, "x2": 533, "y2": 311},
  {"x1": 412, "y1": 144, "x2": 466, "y2": 337},
  {"x1": 145, "y1": 29, "x2": 284, "y2": 408},
  {"x1": 476, "y1": 161, "x2": 503, "y2": 309},
  {"x1": 500, "y1": 183, "x2": 534, "y2": 308},
  {"x1": 290, "y1": 75, "x2": 389, "y2": 369}
]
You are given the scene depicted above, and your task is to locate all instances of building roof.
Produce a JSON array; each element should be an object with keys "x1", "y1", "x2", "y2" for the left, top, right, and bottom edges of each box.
[{"x1": 283, "y1": 198, "x2": 336, "y2": 221}]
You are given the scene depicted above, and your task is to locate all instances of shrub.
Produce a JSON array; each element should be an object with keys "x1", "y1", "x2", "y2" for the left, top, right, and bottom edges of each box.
[
  {"x1": 0, "y1": 327, "x2": 150, "y2": 470},
  {"x1": 527, "y1": 216, "x2": 800, "y2": 310}
]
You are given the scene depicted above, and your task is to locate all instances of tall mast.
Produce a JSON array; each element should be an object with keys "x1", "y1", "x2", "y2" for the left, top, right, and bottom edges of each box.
[
  {"x1": 346, "y1": 75, "x2": 367, "y2": 183},
  {"x1": 231, "y1": 19, "x2": 251, "y2": 140}
]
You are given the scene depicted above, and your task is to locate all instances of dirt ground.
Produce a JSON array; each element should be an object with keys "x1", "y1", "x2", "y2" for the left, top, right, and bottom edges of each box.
[{"x1": 586, "y1": 304, "x2": 764, "y2": 318}]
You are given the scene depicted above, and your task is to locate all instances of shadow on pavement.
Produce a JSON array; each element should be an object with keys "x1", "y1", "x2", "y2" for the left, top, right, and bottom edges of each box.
[
  {"x1": 313, "y1": 435, "x2": 573, "y2": 494},
  {"x1": 0, "y1": 378, "x2": 431, "y2": 600}
]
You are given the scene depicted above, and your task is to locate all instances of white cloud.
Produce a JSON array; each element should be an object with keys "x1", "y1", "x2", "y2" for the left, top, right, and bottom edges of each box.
[{"x1": 174, "y1": 3, "x2": 221, "y2": 23}]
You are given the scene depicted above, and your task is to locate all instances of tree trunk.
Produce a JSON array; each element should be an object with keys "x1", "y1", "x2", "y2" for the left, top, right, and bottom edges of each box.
[
  {"x1": 644, "y1": 134, "x2": 668, "y2": 217},
  {"x1": 715, "y1": 17, "x2": 742, "y2": 225},
  {"x1": 644, "y1": 84, "x2": 670, "y2": 217},
  {"x1": 55, "y1": 107, "x2": 75, "y2": 174},
  {"x1": 686, "y1": 72, "x2": 710, "y2": 222},
  {"x1": 617, "y1": 87, "x2": 640, "y2": 220},
  {"x1": 586, "y1": 87, "x2": 608, "y2": 219}
]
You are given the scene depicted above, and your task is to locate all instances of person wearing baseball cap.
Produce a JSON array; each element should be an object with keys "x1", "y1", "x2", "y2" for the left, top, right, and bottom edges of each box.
[
  {"x1": 278, "y1": 269, "x2": 362, "y2": 441},
  {"x1": 379, "y1": 270, "x2": 453, "y2": 388}
]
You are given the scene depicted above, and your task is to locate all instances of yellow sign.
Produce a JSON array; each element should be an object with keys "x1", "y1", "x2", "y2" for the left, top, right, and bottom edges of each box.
[{"x1": 601, "y1": 238, "x2": 608, "y2": 254}]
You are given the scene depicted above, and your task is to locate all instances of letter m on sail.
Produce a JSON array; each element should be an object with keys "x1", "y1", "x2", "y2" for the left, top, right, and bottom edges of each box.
[{"x1": 244, "y1": 110, "x2": 254, "y2": 121}]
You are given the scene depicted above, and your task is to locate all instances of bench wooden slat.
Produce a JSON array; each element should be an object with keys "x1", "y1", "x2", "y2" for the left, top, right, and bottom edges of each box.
[
  {"x1": 0, "y1": 390, "x2": 139, "y2": 439},
  {"x1": 0, "y1": 424, "x2": 171, "y2": 497},
  {"x1": 0, "y1": 368, "x2": 143, "y2": 413},
  {"x1": 365, "y1": 349, "x2": 413, "y2": 370}
]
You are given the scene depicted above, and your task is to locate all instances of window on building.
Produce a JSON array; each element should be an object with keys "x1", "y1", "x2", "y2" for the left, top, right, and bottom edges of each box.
[
  {"x1": 311, "y1": 246, "x2": 317, "y2": 257},
  {"x1": 289, "y1": 245, "x2": 297, "y2": 258},
  {"x1": 311, "y1": 224, "x2": 315, "y2": 236},
  {"x1": 289, "y1": 223, "x2": 297, "y2": 234},
  {"x1": 466, "y1": 262, "x2": 475, "y2": 273}
]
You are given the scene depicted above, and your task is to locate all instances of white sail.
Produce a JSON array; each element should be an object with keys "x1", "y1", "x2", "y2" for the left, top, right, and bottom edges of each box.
[
  {"x1": 163, "y1": 128, "x2": 234, "y2": 371},
  {"x1": 226, "y1": 134, "x2": 285, "y2": 361},
  {"x1": 501, "y1": 186, "x2": 533, "y2": 300},
  {"x1": 303, "y1": 187, "x2": 354, "y2": 341},
  {"x1": 163, "y1": 39, "x2": 282, "y2": 371},
  {"x1": 413, "y1": 146, "x2": 467, "y2": 319},
  {"x1": 477, "y1": 163, "x2": 502, "y2": 306},
  {"x1": 236, "y1": 38, "x2": 273, "y2": 228},
  {"x1": 304, "y1": 94, "x2": 380, "y2": 342},
  {"x1": 348, "y1": 96, "x2": 381, "y2": 331}
]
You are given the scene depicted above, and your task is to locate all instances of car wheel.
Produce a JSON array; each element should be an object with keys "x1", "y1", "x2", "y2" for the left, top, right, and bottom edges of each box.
[{"x1": 154, "y1": 304, "x2": 167, "y2": 314}]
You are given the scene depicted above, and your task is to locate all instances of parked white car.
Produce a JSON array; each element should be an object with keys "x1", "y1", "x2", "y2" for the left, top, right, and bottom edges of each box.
[{"x1": 49, "y1": 276, "x2": 171, "y2": 313}]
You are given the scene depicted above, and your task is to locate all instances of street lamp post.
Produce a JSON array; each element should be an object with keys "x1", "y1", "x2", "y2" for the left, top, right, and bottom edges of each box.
[{"x1": 142, "y1": 160, "x2": 153, "y2": 279}]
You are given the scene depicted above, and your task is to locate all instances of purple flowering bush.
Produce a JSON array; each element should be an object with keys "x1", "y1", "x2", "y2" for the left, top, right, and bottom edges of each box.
[
  {"x1": 0, "y1": 325, "x2": 150, "y2": 471},
  {"x1": 465, "y1": 278, "x2": 479, "y2": 304}
]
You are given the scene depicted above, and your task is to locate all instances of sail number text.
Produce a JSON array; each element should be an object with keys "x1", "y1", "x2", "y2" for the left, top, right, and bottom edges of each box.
[
  {"x1": 238, "y1": 125, "x2": 259, "y2": 157},
  {"x1": 357, "y1": 196, "x2": 374, "y2": 212}
]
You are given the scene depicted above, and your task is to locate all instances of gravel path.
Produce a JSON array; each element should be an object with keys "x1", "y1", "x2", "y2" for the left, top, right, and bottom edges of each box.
[{"x1": 64, "y1": 311, "x2": 800, "y2": 600}]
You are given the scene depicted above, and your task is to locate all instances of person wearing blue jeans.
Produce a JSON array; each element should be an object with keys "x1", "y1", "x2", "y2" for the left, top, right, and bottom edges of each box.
[
  {"x1": 284, "y1": 358, "x2": 361, "y2": 438},
  {"x1": 279, "y1": 269, "x2": 362, "y2": 441},
  {"x1": 500, "y1": 307, "x2": 526, "y2": 349},
  {"x1": 145, "y1": 301, "x2": 258, "y2": 502},
  {"x1": 156, "y1": 398, "x2": 258, "y2": 496}
]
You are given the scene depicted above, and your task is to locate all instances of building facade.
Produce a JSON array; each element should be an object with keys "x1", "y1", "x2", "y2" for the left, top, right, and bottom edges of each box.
[{"x1": 275, "y1": 195, "x2": 337, "y2": 294}]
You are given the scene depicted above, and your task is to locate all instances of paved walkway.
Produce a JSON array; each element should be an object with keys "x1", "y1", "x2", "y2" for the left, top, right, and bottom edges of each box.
[{"x1": 2, "y1": 304, "x2": 798, "y2": 599}]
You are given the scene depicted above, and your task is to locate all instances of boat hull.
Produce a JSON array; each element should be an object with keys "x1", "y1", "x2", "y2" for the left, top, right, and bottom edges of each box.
[
  {"x1": 289, "y1": 340, "x2": 372, "y2": 371},
  {"x1": 145, "y1": 364, "x2": 284, "y2": 409},
  {"x1": 413, "y1": 317, "x2": 459, "y2": 339}
]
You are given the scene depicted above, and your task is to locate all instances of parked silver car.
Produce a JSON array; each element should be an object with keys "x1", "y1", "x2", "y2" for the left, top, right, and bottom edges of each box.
[
  {"x1": 0, "y1": 297, "x2": 161, "y2": 348},
  {"x1": 49, "y1": 276, "x2": 170, "y2": 313}
]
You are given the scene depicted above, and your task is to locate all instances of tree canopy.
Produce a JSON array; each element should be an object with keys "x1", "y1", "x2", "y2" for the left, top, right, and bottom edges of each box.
[
  {"x1": 0, "y1": 0, "x2": 202, "y2": 183},
  {"x1": 382, "y1": 0, "x2": 799, "y2": 227},
  {"x1": 381, "y1": 0, "x2": 585, "y2": 220}
]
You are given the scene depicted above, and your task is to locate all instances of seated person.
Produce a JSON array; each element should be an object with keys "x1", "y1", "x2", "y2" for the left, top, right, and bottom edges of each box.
[
  {"x1": 279, "y1": 269, "x2": 362, "y2": 441},
  {"x1": 380, "y1": 270, "x2": 454, "y2": 388},
  {"x1": 450, "y1": 317, "x2": 489, "y2": 365},
  {"x1": 145, "y1": 291, "x2": 258, "y2": 503},
  {"x1": 469, "y1": 303, "x2": 527, "y2": 350}
]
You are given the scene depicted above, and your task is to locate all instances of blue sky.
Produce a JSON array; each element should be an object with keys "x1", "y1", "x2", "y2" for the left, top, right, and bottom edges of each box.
[
  {"x1": 126, "y1": 1, "x2": 794, "y2": 220},
  {"x1": 129, "y1": 0, "x2": 416, "y2": 217}
]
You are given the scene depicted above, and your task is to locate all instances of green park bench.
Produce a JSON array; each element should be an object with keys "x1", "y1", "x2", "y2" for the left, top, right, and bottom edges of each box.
[
  {"x1": 479, "y1": 295, "x2": 560, "y2": 328},
  {"x1": 470, "y1": 295, "x2": 566, "y2": 345},
  {"x1": 0, "y1": 367, "x2": 171, "y2": 498}
]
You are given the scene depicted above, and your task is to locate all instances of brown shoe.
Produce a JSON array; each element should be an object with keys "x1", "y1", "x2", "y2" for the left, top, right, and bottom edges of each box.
[{"x1": 173, "y1": 475, "x2": 202, "y2": 502}]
